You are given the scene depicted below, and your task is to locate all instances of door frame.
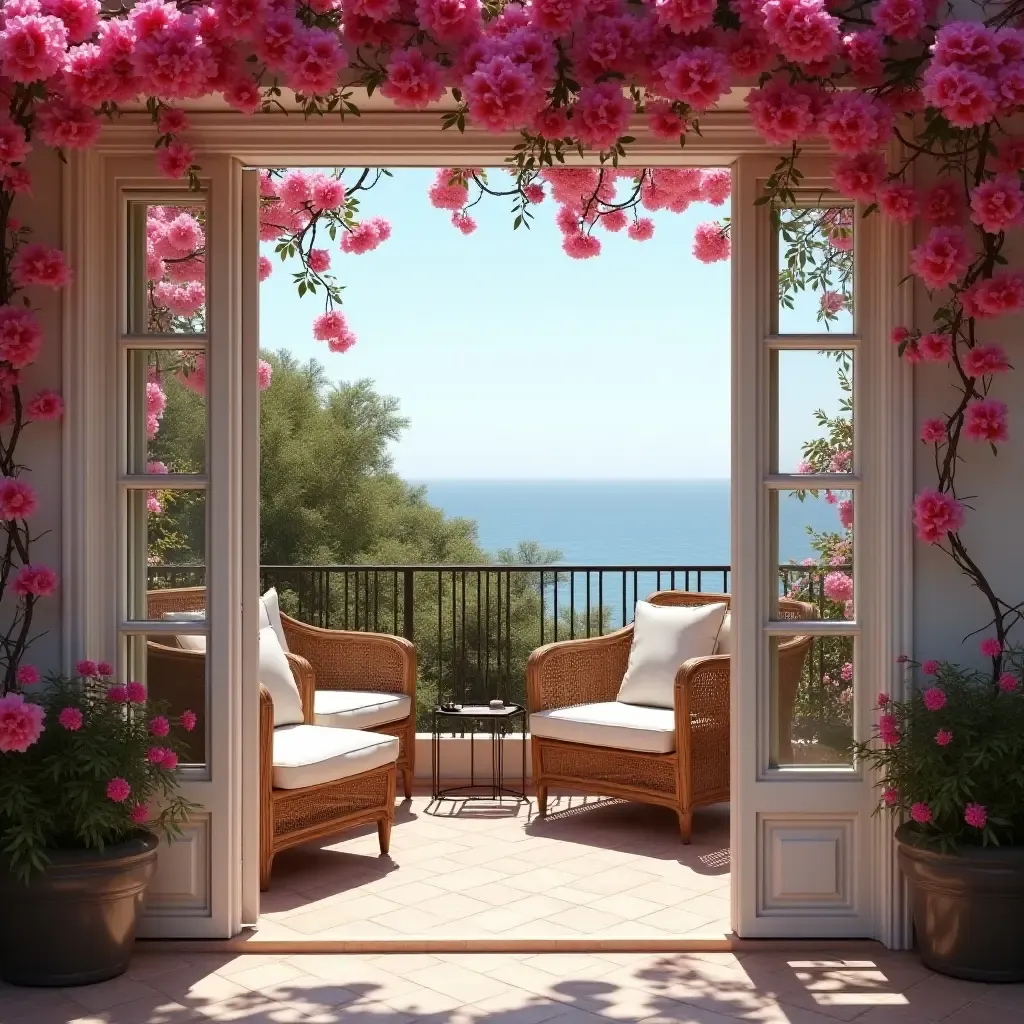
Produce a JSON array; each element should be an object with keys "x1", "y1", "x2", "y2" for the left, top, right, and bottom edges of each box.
[{"x1": 61, "y1": 107, "x2": 914, "y2": 943}]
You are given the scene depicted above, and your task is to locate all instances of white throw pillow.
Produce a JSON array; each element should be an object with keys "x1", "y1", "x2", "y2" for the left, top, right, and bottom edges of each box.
[
  {"x1": 715, "y1": 612, "x2": 731, "y2": 656},
  {"x1": 259, "y1": 625, "x2": 304, "y2": 727},
  {"x1": 616, "y1": 600, "x2": 728, "y2": 709},
  {"x1": 260, "y1": 588, "x2": 289, "y2": 653},
  {"x1": 164, "y1": 610, "x2": 207, "y2": 653}
]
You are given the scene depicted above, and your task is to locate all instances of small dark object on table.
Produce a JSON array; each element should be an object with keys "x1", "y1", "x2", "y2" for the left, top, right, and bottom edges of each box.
[{"x1": 431, "y1": 703, "x2": 527, "y2": 805}]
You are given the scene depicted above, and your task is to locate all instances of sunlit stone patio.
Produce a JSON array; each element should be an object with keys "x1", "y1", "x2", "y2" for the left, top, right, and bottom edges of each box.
[
  {"x1": 5, "y1": 947, "x2": 1022, "y2": 1023},
  {"x1": 257, "y1": 795, "x2": 731, "y2": 942}
]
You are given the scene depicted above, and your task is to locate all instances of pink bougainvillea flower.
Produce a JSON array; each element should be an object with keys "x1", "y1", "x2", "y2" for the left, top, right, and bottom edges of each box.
[
  {"x1": 909, "y1": 802, "x2": 932, "y2": 824},
  {"x1": 993, "y1": 136, "x2": 1024, "y2": 173},
  {"x1": 380, "y1": 47, "x2": 445, "y2": 110},
  {"x1": 13, "y1": 564, "x2": 58, "y2": 598},
  {"x1": 523, "y1": 183, "x2": 545, "y2": 204},
  {"x1": 161, "y1": 749, "x2": 179, "y2": 769},
  {"x1": 922, "y1": 660, "x2": 939, "y2": 675},
  {"x1": 157, "y1": 107, "x2": 189, "y2": 136},
  {"x1": 909, "y1": 227, "x2": 970, "y2": 290},
  {"x1": 692, "y1": 221, "x2": 730, "y2": 263},
  {"x1": 762, "y1": 0, "x2": 840, "y2": 65},
  {"x1": 130, "y1": 803, "x2": 150, "y2": 824},
  {"x1": 0, "y1": 306, "x2": 43, "y2": 368},
  {"x1": 923, "y1": 686, "x2": 947, "y2": 711},
  {"x1": 882, "y1": 787, "x2": 899, "y2": 807},
  {"x1": 999, "y1": 673, "x2": 1019, "y2": 693},
  {"x1": 180, "y1": 709, "x2": 197, "y2": 731},
  {"x1": 970, "y1": 175, "x2": 1024, "y2": 234},
  {"x1": 819, "y1": 290, "x2": 845, "y2": 315},
  {"x1": 258, "y1": 359, "x2": 273, "y2": 391},
  {"x1": 878, "y1": 692, "x2": 891, "y2": 706},
  {"x1": 15, "y1": 665, "x2": 39, "y2": 686},
  {"x1": 22, "y1": 389, "x2": 63, "y2": 422},
  {"x1": 912, "y1": 489, "x2": 964, "y2": 544},
  {"x1": 96, "y1": 661, "x2": 113, "y2": 677},
  {"x1": 823, "y1": 571, "x2": 853, "y2": 603},
  {"x1": 126, "y1": 681, "x2": 147, "y2": 703},
  {"x1": 628, "y1": 218, "x2": 655, "y2": 241},
  {"x1": 935, "y1": 728, "x2": 953, "y2": 746},
  {"x1": 76, "y1": 659, "x2": 98, "y2": 678},
  {"x1": 877, "y1": 182, "x2": 919, "y2": 224},
  {"x1": 840, "y1": 661, "x2": 853, "y2": 682},
  {"x1": 646, "y1": 0, "x2": 716, "y2": 35},
  {"x1": 340, "y1": 217, "x2": 390, "y2": 254},
  {"x1": 923, "y1": 181, "x2": 965, "y2": 227},
  {"x1": 917, "y1": 333, "x2": 952, "y2": 363},
  {"x1": 312, "y1": 310, "x2": 357, "y2": 353},
  {"x1": 157, "y1": 140, "x2": 195, "y2": 180},
  {"x1": 307, "y1": 248, "x2": 331, "y2": 273},
  {"x1": 258, "y1": 255, "x2": 272, "y2": 282},
  {"x1": 0, "y1": 693, "x2": 45, "y2": 752},
  {"x1": 450, "y1": 211, "x2": 476, "y2": 235},
  {"x1": 150, "y1": 715, "x2": 170, "y2": 737},
  {"x1": 0, "y1": 478, "x2": 37, "y2": 520},
  {"x1": 573, "y1": 81, "x2": 632, "y2": 151},
  {"x1": 148, "y1": 745, "x2": 168, "y2": 763},
  {"x1": 655, "y1": 47, "x2": 731, "y2": 112},
  {"x1": 745, "y1": 81, "x2": 819, "y2": 146},
  {"x1": 960, "y1": 271, "x2": 1024, "y2": 319},
  {"x1": 819, "y1": 92, "x2": 892, "y2": 155},
  {"x1": 562, "y1": 232, "x2": 602, "y2": 259},
  {"x1": 980, "y1": 637, "x2": 1003, "y2": 658},
  {"x1": 106, "y1": 777, "x2": 131, "y2": 803},
  {"x1": 964, "y1": 803, "x2": 987, "y2": 829},
  {"x1": 833, "y1": 152, "x2": 886, "y2": 202},
  {"x1": 873, "y1": 0, "x2": 925, "y2": 42},
  {"x1": 964, "y1": 398, "x2": 1008, "y2": 444},
  {"x1": 922, "y1": 65, "x2": 997, "y2": 129},
  {"x1": 0, "y1": 12, "x2": 69, "y2": 83},
  {"x1": 962, "y1": 345, "x2": 1011, "y2": 378},
  {"x1": 11, "y1": 244, "x2": 71, "y2": 289},
  {"x1": 58, "y1": 707, "x2": 84, "y2": 731},
  {"x1": 107, "y1": 684, "x2": 129, "y2": 702}
]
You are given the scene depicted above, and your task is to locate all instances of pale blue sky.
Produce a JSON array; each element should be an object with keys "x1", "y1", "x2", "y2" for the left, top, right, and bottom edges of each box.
[{"x1": 259, "y1": 168, "x2": 845, "y2": 479}]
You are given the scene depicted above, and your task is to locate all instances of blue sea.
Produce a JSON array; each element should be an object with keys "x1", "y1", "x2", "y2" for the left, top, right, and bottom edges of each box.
[{"x1": 417, "y1": 479, "x2": 844, "y2": 567}]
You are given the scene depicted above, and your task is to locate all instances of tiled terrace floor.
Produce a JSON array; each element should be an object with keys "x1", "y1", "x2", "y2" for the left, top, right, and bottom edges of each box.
[
  {"x1": 258, "y1": 795, "x2": 731, "y2": 941},
  {"x1": 6, "y1": 949, "x2": 1024, "y2": 1024}
]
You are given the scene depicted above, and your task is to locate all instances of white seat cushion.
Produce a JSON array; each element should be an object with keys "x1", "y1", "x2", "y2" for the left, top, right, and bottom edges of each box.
[
  {"x1": 530, "y1": 701, "x2": 676, "y2": 755},
  {"x1": 616, "y1": 600, "x2": 728, "y2": 709},
  {"x1": 314, "y1": 690, "x2": 411, "y2": 730},
  {"x1": 260, "y1": 625, "x2": 304, "y2": 727},
  {"x1": 272, "y1": 725, "x2": 399, "y2": 790}
]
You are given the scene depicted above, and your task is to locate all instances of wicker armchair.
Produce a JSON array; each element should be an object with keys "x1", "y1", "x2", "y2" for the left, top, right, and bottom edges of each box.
[
  {"x1": 527, "y1": 591, "x2": 813, "y2": 842},
  {"x1": 145, "y1": 588, "x2": 398, "y2": 890},
  {"x1": 145, "y1": 587, "x2": 417, "y2": 799}
]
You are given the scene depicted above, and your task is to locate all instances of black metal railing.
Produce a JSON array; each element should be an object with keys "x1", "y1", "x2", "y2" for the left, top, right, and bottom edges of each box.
[{"x1": 148, "y1": 562, "x2": 850, "y2": 733}]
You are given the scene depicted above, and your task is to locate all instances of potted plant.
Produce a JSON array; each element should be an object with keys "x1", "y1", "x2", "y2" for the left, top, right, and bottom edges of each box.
[
  {"x1": 852, "y1": 647, "x2": 1024, "y2": 982},
  {"x1": 0, "y1": 661, "x2": 196, "y2": 987}
]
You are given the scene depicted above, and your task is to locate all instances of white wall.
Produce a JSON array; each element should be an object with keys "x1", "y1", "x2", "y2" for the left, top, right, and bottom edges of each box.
[
  {"x1": 912, "y1": 171, "x2": 1024, "y2": 666},
  {"x1": 5, "y1": 150, "x2": 65, "y2": 676}
]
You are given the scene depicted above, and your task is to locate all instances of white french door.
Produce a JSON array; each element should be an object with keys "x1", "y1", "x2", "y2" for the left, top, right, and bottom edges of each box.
[
  {"x1": 102, "y1": 156, "x2": 257, "y2": 937},
  {"x1": 730, "y1": 155, "x2": 908, "y2": 940}
]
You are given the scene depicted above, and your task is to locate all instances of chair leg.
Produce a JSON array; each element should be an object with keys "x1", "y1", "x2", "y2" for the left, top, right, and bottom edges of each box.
[
  {"x1": 401, "y1": 766, "x2": 413, "y2": 801},
  {"x1": 678, "y1": 808, "x2": 693, "y2": 845},
  {"x1": 377, "y1": 816, "x2": 392, "y2": 856},
  {"x1": 536, "y1": 784, "x2": 548, "y2": 816},
  {"x1": 260, "y1": 853, "x2": 274, "y2": 892}
]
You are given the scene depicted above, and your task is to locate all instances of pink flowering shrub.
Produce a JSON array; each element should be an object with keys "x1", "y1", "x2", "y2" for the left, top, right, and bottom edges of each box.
[
  {"x1": 852, "y1": 654, "x2": 1024, "y2": 848},
  {"x1": 0, "y1": 665, "x2": 197, "y2": 879}
]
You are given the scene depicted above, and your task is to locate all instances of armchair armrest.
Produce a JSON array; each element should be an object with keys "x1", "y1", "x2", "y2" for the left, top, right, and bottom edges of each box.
[
  {"x1": 259, "y1": 683, "x2": 274, "y2": 804},
  {"x1": 280, "y1": 614, "x2": 416, "y2": 697},
  {"x1": 674, "y1": 654, "x2": 730, "y2": 803},
  {"x1": 285, "y1": 652, "x2": 316, "y2": 724},
  {"x1": 526, "y1": 627, "x2": 633, "y2": 713}
]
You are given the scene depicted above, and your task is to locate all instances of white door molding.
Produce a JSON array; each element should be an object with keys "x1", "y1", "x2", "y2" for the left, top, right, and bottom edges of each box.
[{"x1": 63, "y1": 109, "x2": 911, "y2": 942}]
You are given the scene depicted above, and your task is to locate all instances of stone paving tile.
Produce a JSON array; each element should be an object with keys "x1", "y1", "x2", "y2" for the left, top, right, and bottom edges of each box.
[{"x1": 258, "y1": 795, "x2": 731, "y2": 941}]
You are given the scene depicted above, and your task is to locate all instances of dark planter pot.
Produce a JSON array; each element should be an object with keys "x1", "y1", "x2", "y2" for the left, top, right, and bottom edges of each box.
[
  {"x1": 0, "y1": 832, "x2": 158, "y2": 987},
  {"x1": 897, "y1": 823, "x2": 1024, "y2": 982}
]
